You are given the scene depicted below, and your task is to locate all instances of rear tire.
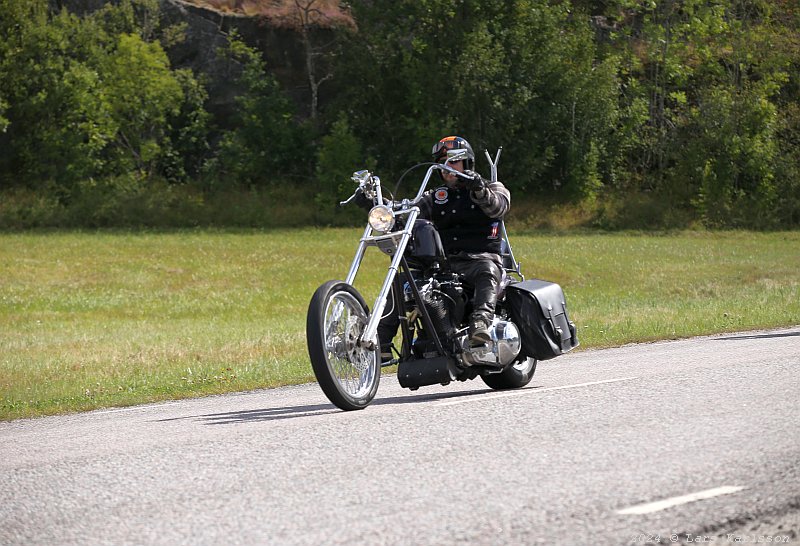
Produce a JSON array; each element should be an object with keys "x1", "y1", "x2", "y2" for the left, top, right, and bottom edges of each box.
[
  {"x1": 307, "y1": 281, "x2": 380, "y2": 410},
  {"x1": 481, "y1": 357, "x2": 537, "y2": 390}
]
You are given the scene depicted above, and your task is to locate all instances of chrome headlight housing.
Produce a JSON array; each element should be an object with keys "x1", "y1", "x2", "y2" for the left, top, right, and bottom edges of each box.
[{"x1": 368, "y1": 205, "x2": 395, "y2": 233}]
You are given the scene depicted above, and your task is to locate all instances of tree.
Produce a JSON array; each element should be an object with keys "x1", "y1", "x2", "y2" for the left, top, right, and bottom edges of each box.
[
  {"x1": 0, "y1": 1, "x2": 112, "y2": 187},
  {"x1": 213, "y1": 35, "x2": 311, "y2": 186},
  {"x1": 330, "y1": 0, "x2": 619, "y2": 199},
  {"x1": 98, "y1": 33, "x2": 184, "y2": 175},
  {"x1": 265, "y1": 0, "x2": 355, "y2": 122},
  {"x1": 0, "y1": 0, "x2": 209, "y2": 188}
]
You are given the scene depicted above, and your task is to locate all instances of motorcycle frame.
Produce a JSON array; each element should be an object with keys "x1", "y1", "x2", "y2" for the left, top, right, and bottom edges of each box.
[
  {"x1": 485, "y1": 147, "x2": 523, "y2": 281},
  {"x1": 394, "y1": 256, "x2": 448, "y2": 362}
]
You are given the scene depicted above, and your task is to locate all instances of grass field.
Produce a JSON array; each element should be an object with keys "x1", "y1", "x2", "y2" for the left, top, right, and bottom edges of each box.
[{"x1": 2, "y1": 229, "x2": 798, "y2": 420}]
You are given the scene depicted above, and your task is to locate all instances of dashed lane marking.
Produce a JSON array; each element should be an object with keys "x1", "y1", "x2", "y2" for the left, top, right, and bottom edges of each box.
[{"x1": 617, "y1": 486, "x2": 747, "y2": 515}]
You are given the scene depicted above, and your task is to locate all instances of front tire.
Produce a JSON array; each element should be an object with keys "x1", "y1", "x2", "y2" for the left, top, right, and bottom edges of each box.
[
  {"x1": 307, "y1": 281, "x2": 380, "y2": 410},
  {"x1": 481, "y1": 357, "x2": 537, "y2": 390}
]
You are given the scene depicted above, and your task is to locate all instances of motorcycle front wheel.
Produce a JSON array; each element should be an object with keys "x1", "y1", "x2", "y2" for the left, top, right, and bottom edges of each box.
[
  {"x1": 481, "y1": 357, "x2": 537, "y2": 390},
  {"x1": 307, "y1": 281, "x2": 380, "y2": 410}
]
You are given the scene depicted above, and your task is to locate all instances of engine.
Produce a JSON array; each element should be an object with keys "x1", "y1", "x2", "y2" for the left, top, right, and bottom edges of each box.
[
  {"x1": 408, "y1": 275, "x2": 521, "y2": 368},
  {"x1": 407, "y1": 275, "x2": 463, "y2": 325},
  {"x1": 458, "y1": 318, "x2": 522, "y2": 368}
]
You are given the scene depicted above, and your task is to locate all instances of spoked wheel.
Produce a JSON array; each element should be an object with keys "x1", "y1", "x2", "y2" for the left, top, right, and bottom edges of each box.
[
  {"x1": 481, "y1": 356, "x2": 537, "y2": 390},
  {"x1": 307, "y1": 281, "x2": 380, "y2": 410}
]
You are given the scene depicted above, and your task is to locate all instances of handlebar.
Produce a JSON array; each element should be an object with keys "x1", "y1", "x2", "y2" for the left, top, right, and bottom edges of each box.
[
  {"x1": 438, "y1": 163, "x2": 473, "y2": 180},
  {"x1": 339, "y1": 193, "x2": 359, "y2": 206},
  {"x1": 339, "y1": 162, "x2": 472, "y2": 209}
]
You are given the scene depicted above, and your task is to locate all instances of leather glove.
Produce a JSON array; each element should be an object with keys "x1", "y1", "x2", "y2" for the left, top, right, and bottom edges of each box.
[{"x1": 463, "y1": 170, "x2": 486, "y2": 193}]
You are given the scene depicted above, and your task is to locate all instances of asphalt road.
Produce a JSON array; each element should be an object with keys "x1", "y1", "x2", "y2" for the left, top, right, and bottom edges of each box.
[{"x1": 2, "y1": 327, "x2": 799, "y2": 545}]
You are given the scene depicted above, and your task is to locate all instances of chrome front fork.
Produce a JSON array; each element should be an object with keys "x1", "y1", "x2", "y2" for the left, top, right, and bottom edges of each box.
[{"x1": 344, "y1": 209, "x2": 419, "y2": 350}]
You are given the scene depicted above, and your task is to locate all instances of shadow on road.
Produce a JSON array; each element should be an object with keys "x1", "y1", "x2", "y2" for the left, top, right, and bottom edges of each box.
[
  {"x1": 188, "y1": 404, "x2": 340, "y2": 424},
  {"x1": 713, "y1": 331, "x2": 800, "y2": 341},
  {"x1": 153, "y1": 386, "x2": 500, "y2": 425}
]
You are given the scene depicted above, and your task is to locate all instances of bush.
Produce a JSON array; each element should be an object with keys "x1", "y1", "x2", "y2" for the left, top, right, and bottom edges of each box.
[
  {"x1": 212, "y1": 35, "x2": 312, "y2": 188},
  {"x1": 0, "y1": 0, "x2": 210, "y2": 190},
  {"x1": 313, "y1": 114, "x2": 373, "y2": 225}
]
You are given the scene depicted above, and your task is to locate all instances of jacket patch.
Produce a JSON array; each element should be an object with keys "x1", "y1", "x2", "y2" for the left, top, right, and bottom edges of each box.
[
  {"x1": 488, "y1": 221, "x2": 500, "y2": 239},
  {"x1": 434, "y1": 188, "x2": 449, "y2": 204}
]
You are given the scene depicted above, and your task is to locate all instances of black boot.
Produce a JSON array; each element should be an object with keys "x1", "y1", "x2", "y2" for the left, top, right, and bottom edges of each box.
[
  {"x1": 378, "y1": 318, "x2": 395, "y2": 364},
  {"x1": 470, "y1": 277, "x2": 498, "y2": 346},
  {"x1": 379, "y1": 343, "x2": 394, "y2": 364},
  {"x1": 468, "y1": 313, "x2": 492, "y2": 346}
]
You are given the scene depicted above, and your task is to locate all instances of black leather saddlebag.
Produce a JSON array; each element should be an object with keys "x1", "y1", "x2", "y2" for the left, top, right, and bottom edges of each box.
[{"x1": 505, "y1": 279, "x2": 579, "y2": 360}]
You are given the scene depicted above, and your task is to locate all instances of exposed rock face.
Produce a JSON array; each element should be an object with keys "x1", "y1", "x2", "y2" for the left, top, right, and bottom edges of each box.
[{"x1": 163, "y1": 0, "x2": 311, "y2": 119}]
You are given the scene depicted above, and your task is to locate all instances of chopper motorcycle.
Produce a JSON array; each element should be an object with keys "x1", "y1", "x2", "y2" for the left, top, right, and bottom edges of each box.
[{"x1": 306, "y1": 148, "x2": 579, "y2": 411}]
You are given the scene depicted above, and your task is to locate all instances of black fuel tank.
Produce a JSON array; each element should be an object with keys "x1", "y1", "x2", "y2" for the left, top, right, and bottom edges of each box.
[{"x1": 408, "y1": 219, "x2": 445, "y2": 264}]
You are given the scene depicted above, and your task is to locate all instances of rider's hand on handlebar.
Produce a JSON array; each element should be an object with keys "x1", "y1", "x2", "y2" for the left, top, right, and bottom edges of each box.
[{"x1": 463, "y1": 170, "x2": 486, "y2": 193}]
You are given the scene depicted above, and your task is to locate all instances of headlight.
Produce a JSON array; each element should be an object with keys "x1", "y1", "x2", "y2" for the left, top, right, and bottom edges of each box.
[{"x1": 368, "y1": 205, "x2": 395, "y2": 232}]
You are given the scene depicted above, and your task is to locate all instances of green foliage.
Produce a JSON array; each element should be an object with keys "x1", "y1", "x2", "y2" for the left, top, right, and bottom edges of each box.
[
  {"x1": 213, "y1": 35, "x2": 311, "y2": 187},
  {"x1": 683, "y1": 87, "x2": 779, "y2": 227},
  {"x1": 598, "y1": 0, "x2": 798, "y2": 227},
  {"x1": 161, "y1": 69, "x2": 212, "y2": 183},
  {"x1": 331, "y1": 0, "x2": 621, "y2": 201},
  {"x1": 774, "y1": 100, "x2": 800, "y2": 226},
  {"x1": 0, "y1": 0, "x2": 798, "y2": 229},
  {"x1": 0, "y1": 94, "x2": 8, "y2": 133},
  {"x1": 0, "y1": 0, "x2": 209, "y2": 190},
  {"x1": 314, "y1": 113, "x2": 370, "y2": 224},
  {"x1": 0, "y1": 2, "x2": 104, "y2": 187},
  {"x1": 316, "y1": 115, "x2": 362, "y2": 194},
  {"x1": 0, "y1": 179, "x2": 318, "y2": 229},
  {"x1": 90, "y1": 0, "x2": 163, "y2": 42},
  {"x1": 99, "y1": 33, "x2": 184, "y2": 175}
]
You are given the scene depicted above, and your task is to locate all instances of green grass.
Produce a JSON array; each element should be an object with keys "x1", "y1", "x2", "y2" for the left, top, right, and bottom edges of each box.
[{"x1": 1, "y1": 229, "x2": 798, "y2": 420}]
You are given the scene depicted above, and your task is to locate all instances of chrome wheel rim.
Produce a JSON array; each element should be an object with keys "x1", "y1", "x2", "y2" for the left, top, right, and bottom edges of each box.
[
  {"x1": 323, "y1": 292, "x2": 377, "y2": 399},
  {"x1": 512, "y1": 357, "x2": 535, "y2": 374}
]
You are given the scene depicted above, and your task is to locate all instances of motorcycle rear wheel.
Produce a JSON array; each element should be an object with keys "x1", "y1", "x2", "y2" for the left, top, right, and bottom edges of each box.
[
  {"x1": 481, "y1": 357, "x2": 537, "y2": 390},
  {"x1": 307, "y1": 281, "x2": 380, "y2": 410}
]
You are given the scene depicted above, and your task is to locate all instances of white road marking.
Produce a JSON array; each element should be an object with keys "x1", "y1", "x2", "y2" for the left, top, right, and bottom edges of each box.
[
  {"x1": 92, "y1": 407, "x2": 144, "y2": 415},
  {"x1": 92, "y1": 402, "x2": 183, "y2": 415},
  {"x1": 434, "y1": 377, "x2": 639, "y2": 407},
  {"x1": 616, "y1": 486, "x2": 746, "y2": 515}
]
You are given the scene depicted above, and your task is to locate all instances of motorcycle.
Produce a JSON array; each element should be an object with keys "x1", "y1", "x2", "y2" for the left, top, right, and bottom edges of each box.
[{"x1": 306, "y1": 148, "x2": 579, "y2": 410}]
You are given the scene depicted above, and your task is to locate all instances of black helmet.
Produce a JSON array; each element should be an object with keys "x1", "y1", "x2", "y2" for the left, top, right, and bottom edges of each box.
[{"x1": 431, "y1": 136, "x2": 475, "y2": 170}]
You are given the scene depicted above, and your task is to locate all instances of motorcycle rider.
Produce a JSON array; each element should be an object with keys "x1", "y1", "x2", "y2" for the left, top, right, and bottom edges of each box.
[{"x1": 365, "y1": 135, "x2": 511, "y2": 362}]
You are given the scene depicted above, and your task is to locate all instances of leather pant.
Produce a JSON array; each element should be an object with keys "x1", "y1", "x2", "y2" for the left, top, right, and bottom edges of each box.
[{"x1": 449, "y1": 257, "x2": 502, "y2": 323}]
